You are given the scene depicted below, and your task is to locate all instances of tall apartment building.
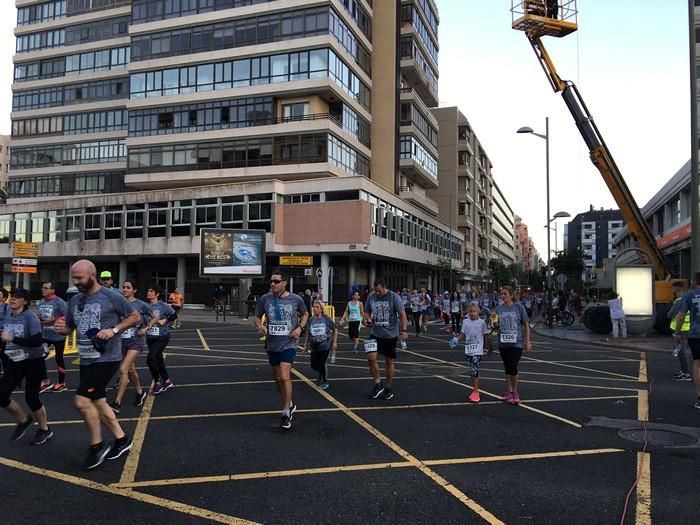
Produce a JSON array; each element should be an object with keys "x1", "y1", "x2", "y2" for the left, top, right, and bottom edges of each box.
[
  {"x1": 514, "y1": 215, "x2": 529, "y2": 270},
  {"x1": 565, "y1": 206, "x2": 623, "y2": 271},
  {"x1": 491, "y1": 180, "x2": 515, "y2": 266},
  {"x1": 5, "y1": 0, "x2": 462, "y2": 305},
  {"x1": 0, "y1": 135, "x2": 9, "y2": 190},
  {"x1": 429, "y1": 107, "x2": 494, "y2": 285}
]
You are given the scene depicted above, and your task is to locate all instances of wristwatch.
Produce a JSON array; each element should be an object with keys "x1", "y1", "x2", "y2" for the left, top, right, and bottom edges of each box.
[{"x1": 111, "y1": 327, "x2": 119, "y2": 335}]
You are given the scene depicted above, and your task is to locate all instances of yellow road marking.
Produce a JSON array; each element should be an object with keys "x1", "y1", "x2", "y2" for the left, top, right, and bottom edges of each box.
[
  {"x1": 196, "y1": 329, "x2": 210, "y2": 351},
  {"x1": 637, "y1": 390, "x2": 649, "y2": 422},
  {"x1": 437, "y1": 376, "x2": 583, "y2": 429},
  {"x1": 111, "y1": 448, "x2": 624, "y2": 489},
  {"x1": 521, "y1": 356, "x2": 639, "y2": 380},
  {"x1": 119, "y1": 389, "x2": 156, "y2": 484},
  {"x1": 0, "y1": 456, "x2": 258, "y2": 524},
  {"x1": 292, "y1": 369, "x2": 504, "y2": 525},
  {"x1": 638, "y1": 352, "x2": 647, "y2": 383},
  {"x1": 636, "y1": 452, "x2": 652, "y2": 525}
]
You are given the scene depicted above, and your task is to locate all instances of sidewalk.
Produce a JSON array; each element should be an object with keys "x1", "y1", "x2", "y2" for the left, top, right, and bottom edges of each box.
[{"x1": 532, "y1": 321, "x2": 671, "y2": 353}]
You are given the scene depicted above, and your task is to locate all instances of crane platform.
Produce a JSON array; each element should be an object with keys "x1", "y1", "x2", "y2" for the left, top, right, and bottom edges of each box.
[{"x1": 511, "y1": 0, "x2": 578, "y2": 38}]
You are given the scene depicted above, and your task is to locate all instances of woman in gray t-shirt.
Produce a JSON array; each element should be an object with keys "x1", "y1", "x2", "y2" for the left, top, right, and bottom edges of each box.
[{"x1": 303, "y1": 300, "x2": 337, "y2": 390}]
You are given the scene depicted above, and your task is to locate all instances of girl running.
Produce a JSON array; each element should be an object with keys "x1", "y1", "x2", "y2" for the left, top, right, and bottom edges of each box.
[
  {"x1": 341, "y1": 291, "x2": 364, "y2": 353},
  {"x1": 303, "y1": 300, "x2": 337, "y2": 390},
  {"x1": 494, "y1": 286, "x2": 531, "y2": 405},
  {"x1": 110, "y1": 280, "x2": 158, "y2": 413},
  {"x1": 145, "y1": 285, "x2": 178, "y2": 395},
  {"x1": 452, "y1": 303, "x2": 490, "y2": 403},
  {"x1": 0, "y1": 288, "x2": 53, "y2": 445},
  {"x1": 449, "y1": 291, "x2": 462, "y2": 335}
]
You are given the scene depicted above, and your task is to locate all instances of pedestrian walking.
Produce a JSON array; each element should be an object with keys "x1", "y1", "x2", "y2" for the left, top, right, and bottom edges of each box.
[
  {"x1": 0, "y1": 288, "x2": 54, "y2": 445},
  {"x1": 303, "y1": 300, "x2": 337, "y2": 390},
  {"x1": 673, "y1": 272, "x2": 700, "y2": 410},
  {"x1": 245, "y1": 287, "x2": 256, "y2": 320},
  {"x1": 495, "y1": 286, "x2": 531, "y2": 405},
  {"x1": 54, "y1": 260, "x2": 140, "y2": 470},
  {"x1": 254, "y1": 271, "x2": 308, "y2": 429}
]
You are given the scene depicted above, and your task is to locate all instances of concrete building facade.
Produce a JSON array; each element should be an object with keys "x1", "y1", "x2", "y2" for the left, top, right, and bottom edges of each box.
[
  {"x1": 0, "y1": 135, "x2": 9, "y2": 191},
  {"x1": 6, "y1": 0, "x2": 462, "y2": 309},
  {"x1": 491, "y1": 180, "x2": 516, "y2": 267},
  {"x1": 565, "y1": 207, "x2": 623, "y2": 272}
]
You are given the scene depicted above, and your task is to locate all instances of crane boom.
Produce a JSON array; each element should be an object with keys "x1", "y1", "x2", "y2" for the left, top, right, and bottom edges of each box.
[{"x1": 527, "y1": 33, "x2": 668, "y2": 280}]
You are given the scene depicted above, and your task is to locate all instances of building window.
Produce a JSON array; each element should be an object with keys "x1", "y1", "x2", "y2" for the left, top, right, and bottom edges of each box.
[{"x1": 282, "y1": 102, "x2": 309, "y2": 121}]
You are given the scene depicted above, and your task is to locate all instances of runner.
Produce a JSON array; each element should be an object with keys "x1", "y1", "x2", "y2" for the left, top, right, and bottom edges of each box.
[
  {"x1": 673, "y1": 272, "x2": 700, "y2": 409},
  {"x1": 168, "y1": 287, "x2": 184, "y2": 329},
  {"x1": 363, "y1": 279, "x2": 408, "y2": 400},
  {"x1": 451, "y1": 303, "x2": 490, "y2": 403},
  {"x1": 0, "y1": 288, "x2": 10, "y2": 378},
  {"x1": 110, "y1": 279, "x2": 156, "y2": 413},
  {"x1": 254, "y1": 271, "x2": 308, "y2": 429},
  {"x1": 341, "y1": 291, "x2": 364, "y2": 353},
  {"x1": 145, "y1": 285, "x2": 178, "y2": 395},
  {"x1": 303, "y1": 300, "x2": 337, "y2": 390},
  {"x1": 38, "y1": 281, "x2": 68, "y2": 392},
  {"x1": 54, "y1": 259, "x2": 140, "y2": 470},
  {"x1": 449, "y1": 291, "x2": 462, "y2": 335},
  {"x1": 420, "y1": 288, "x2": 431, "y2": 332},
  {"x1": 494, "y1": 286, "x2": 531, "y2": 405},
  {"x1": 99, "y1": 270, "x2": 114, "y2": 289},
  {"x1": 441, "y1": 292, "x2": 451, "y2": 332},
  {"x1": 0, "y1": 288, "x2": 53, "y2": 445}
]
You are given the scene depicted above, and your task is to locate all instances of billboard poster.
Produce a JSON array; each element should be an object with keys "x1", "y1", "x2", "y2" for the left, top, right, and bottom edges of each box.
[{"x1": 199, "y1": 229, "x2": 265, "y2": 276}]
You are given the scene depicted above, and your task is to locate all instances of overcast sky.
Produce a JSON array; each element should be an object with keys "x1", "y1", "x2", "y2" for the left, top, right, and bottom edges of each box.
[{"x1": 0, "y1": 1, "x2": 691, "y2": 259}]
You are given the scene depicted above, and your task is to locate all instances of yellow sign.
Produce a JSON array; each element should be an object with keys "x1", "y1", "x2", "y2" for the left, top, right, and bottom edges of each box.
[
  {"x1": 14, "y1": 242, "x2": 39, "y2": 250},
  {"x1": 12, "y1": 265, "x2": 37, "y2": 274},
  {"x1": 279, "y1": 256, "x2": 313, "y2": 266}
]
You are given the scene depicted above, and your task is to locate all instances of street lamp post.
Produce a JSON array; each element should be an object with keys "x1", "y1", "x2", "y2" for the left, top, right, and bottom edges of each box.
[{"x1": 517, "y1": 119, "x2": 570, "y2": 328}]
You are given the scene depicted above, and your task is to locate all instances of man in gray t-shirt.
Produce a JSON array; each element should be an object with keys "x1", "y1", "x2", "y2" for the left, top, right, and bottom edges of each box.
[
  {"x1": 55, "y1": 259, "x2": 139, "y2": 471},
  {"x1": 363, "y1": 279, "x2": 408, "y2": 401},
  {"x1": 255, "y1": 271, "x2": 308, "y2": 430},
  {"x1": 38, "y1": 281, "x2": 68, "y2": 389}
]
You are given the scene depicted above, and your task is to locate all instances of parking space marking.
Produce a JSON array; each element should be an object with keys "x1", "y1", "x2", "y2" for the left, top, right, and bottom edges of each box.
[
  {"x1": 636, "y1": 452, "x2": 652, "y2": 525},
  {"x1": 424, "y1": 448, "x2": 624, "y2": 466},
  {"x1": 521, "y1": 356, "x2": 639, "y2": 380},
  {"x1": 120, "y1": 390, "x2": 156, "y2": 484},
  {"x1": 291, "y1": 368, "x2": 505, "y2": 524},
  {"x1": 196, "y1": 329, "x2": 210, "y2": 351},
  {"x1": 0, "y1": 456, "x2": 258, "y2": 525}
]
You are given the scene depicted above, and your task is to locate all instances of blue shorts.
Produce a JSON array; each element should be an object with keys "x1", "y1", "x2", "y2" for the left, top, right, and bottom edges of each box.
[{"x1": 267, "y1": 348, "x2": 296, "y2": 367}]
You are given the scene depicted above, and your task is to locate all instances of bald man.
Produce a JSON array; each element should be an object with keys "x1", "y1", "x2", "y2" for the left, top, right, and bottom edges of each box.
[{"x1": 55, "y1": 259, "x2": 140, "y2": 471}]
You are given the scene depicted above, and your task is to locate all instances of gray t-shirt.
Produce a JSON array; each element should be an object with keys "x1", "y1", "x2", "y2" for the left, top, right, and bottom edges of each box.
[
  {"x1": 680, "y1": 288, "x2": 700, "y2": 339},
  {"x1": 4, "y1": 309, "x2": 43, "y2": 362},
  {"x1": 39, "y1": 296, "x2": 68, "y2": 341},
  {"x1": 308, "y1": 315, "x2": 335, "y2": 351},
  {"x1": 495, "y1": 303, "x2": 529, "y2": 348},
  {"x1": 256, "y1": 292, "x2": 307, "y2": 353},
  {"x1": 146, "y1": 300, "x2": 175, "y2": 338},
  {"x1": 365, "y1": 290, "x2": 404, "y2": 339},
  {"x1": 0, "y1": 303, "x2": 10, "y2": 331},
  {"x1": 121, "y1": 299, "x2": 153, "y2": 345},
  {"x1": 66, "y1": 287, "x2": 135, "y2": 364}
]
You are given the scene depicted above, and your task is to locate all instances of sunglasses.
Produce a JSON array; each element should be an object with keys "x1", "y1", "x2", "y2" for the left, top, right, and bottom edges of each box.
[{"x1": 270, "y1": 279, "x2": 284, "y2": 284}]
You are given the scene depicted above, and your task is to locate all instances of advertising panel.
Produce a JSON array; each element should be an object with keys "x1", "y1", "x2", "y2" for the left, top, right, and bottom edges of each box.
[{"x1": 200, "y1": 229, "x2": 265, "y2": 277}]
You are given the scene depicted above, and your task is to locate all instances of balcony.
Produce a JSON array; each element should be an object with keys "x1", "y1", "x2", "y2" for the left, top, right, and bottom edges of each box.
[
  {"x1": 399, "y1": 87, "x2": 439, "y2": 129},
  {"x1": 399, "y1": 185, "x2": 439, "y2": 215}
]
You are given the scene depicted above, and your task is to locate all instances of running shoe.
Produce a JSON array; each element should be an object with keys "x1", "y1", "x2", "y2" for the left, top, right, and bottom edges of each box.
[
  {"x1": 52, "y1": 383, "x2": 67, "y2": 393},
  {"x1": 672, "y1": 371, "x2": 692, "y2": 381},
  {"x1": 511, "y1": 392, "x2": 521, "y2": 405},
  {"x1": 280, "y1": 414, "x2": 292, "y2": 429},
  {"x1": 30, "y1": 427, "x2": 53, "y2": 446},
  {"x1": 109, "y1": 401, "x2": 121, "y2": 414},
  {"x1": 39, "y1": 380, "x2": 53, "y2": 394},
  {"x1": 694, "y1": 399, "x2": 700, "y2": 410},
  {"x1": 134, "y1": 390, "x2": 148, "y2": 407},
  {"x1": 106, "y1": 435, "x2": 133, "y2": 460},
  {"x1": 381, "y1": 388, "x2": 394, "y2": 400},
  {"x1": 468, "y1": 391, "x2": 480, "y2": 403},
  {"x1": 151, "y1": 382, "x2": 163, "y2": 395},
  {"x1": 319, "y1": 381, "x2": 329, "y2": 390},
  {"x1": 289, "y1": 402, "x2": 297, "y2": 416},
  {"x1": 369, "y1": 383, "x2": 385, "y2": 399},
  {"x1": 161, "y1": 379, "x2": 174, "y2": 392},
  {"x1": 10, "y1": 415, "x2": 33, "y2": 441},
  {"x1": 83, "y1": 442, "x2": 111, "y2": 471},
  {"x1": 502, "y1": 391, "x2": 513, "y2": 403}
]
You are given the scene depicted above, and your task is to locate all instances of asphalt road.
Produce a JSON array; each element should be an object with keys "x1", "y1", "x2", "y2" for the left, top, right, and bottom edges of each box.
[{"x1": 1, "y1": 319, "x2": 698, "y2": 524}]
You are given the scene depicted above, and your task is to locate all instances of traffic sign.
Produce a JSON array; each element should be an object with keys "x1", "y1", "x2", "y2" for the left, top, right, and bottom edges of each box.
[
  {"x1": 279, "y1": 256, "x2": 313, "y2": 266},
  {"x1": 315, "y1": 268, "x2": 323, "y2": 279},
  {"x1": 12, "y1": 258, "x2": 37, "y2": 266},
  {"x1": 304, "y1": 268, "x2": 313, "y2": 276},
  {"x1": 13, "y1": 242, "x2": 39, "y2": 250},
  {"x1": 556, "y1": 274, "x2": 568, "y2": 286},
  {"x1": 12, "y1": 265, "x2": 37, "y2": 274}
]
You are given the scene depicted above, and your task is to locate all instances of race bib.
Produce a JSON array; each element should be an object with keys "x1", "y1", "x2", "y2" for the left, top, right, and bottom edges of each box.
[
  {"x1": 78, "y1": 342, "x2": 100, "y2": 360},
  {"x1": 465, "y1": 341, "x2": 480, "y2": 355},
  {"x1": 373, "y1": 320, "x2": 389, "y2": 327},
  {"x1": 500, "y1": 332, "x2": 517, "y2": 344},
  {"x1": 349, "y1": 313, "x2": 361, "y2": 321},
  {"x1": 310, "y1": 325, "x2": 325, "y2": 337},
  {"x1": 5, "y1": 347, "x2": 27, "y2": 362},
  {"x1": 268, "y1": 322, "x2": 290, "y2": 336},
  {"x1": 121, "y1": 328, "x2": 135, "y2": 339},
  {"x1": 364, "y1": 340, "x2": 377, "y2": 353},
  {"x1": 147, "y1": 325, "x2": 160, "y2": 337},
  {"x1": 39, "y1": 304, "x2": 53, "y2": 320}
]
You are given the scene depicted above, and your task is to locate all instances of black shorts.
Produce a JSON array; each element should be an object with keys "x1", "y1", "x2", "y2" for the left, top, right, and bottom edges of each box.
[
  {"x1": 76, "y1": 361, "x2": 120, "y2": 400},
  {"x1": 348, "y1": 321, "x2": 361, "y2": 339},
  {"x1": 688, "y1": 338, "x2": 700, "y2": 360},
  {"x1": 368, "y1": 336, "x2": 397, "y2": 360}
]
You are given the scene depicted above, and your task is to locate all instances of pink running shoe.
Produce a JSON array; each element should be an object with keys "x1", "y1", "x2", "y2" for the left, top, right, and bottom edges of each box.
[
  {"x1": 510, "y1": 391, "x2": 521, "y2": 405},
  {"x1": 468, "y1": 391, "x2": 480, "y2": 403},
  {"x1": 502, "y1": 391, "x2": 513, "y2": 403},
  {"x1": 152, "y1": 382, "x2": 163, "y2": 395}
]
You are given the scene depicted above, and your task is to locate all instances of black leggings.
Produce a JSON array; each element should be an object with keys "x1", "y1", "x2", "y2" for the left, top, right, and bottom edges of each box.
[
  {"x1": 47, "y1": 339, "x2": 66, "y2": 384},
  {"x1": 310, "y1": 349, "x2": 330, "y2": 382},
  {"x1": 412, "y1": 312, "x2": 422, "y2": 334},
  {"x1": 499, "y1": 347, "x2": 523, "y2": 376},
  {"x1": 147, "y1": 335, "x2": 170, "y2": 383},
  {"x1": 0, "y1": 358, "x2": 46, "y2": 412},
  {"x1": 451, "y1": 312, "x2": 461, "y2": 333}
]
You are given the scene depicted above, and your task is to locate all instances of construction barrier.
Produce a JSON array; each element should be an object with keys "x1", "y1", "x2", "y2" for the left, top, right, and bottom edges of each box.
[{"x1": 324, "y1": 305, "x2": 335, "y2": 319}]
